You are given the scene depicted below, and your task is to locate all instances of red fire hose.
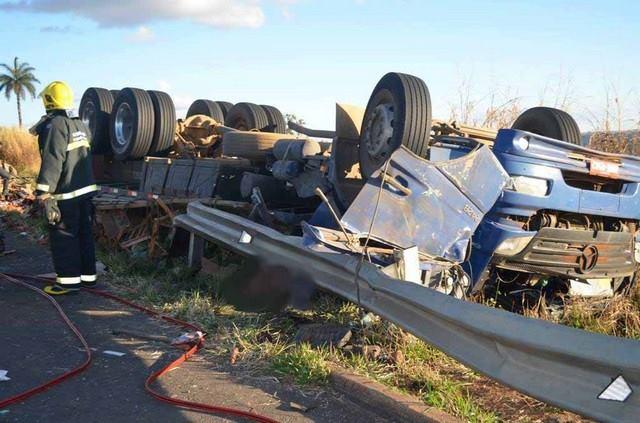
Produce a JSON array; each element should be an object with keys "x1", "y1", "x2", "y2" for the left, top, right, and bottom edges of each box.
[
  {"x1": 0, "y1": 273, "x2": 92, "y2": 409},
  {"x1": 0, "y1": 273, "x2": 278, "y2": 423}
]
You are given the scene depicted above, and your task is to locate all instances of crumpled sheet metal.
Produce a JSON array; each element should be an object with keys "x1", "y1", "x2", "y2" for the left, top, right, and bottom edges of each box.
[
  {"x1": 175, "y1": 202, "x2": 640, "y2": 422},
  {"x1": 341, "y1": 146, "x2": 509, "y2": 262}
]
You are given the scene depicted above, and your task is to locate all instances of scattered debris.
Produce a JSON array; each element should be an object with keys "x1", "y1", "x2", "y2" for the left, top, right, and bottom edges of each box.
[
  {"x1": 360, "y1": 345, "x2": 383, "y2": 361},
  {"x1": 230, "y1": 345, "x2": 240, "y2": 365},
  {"x1": 287, "y1": 401, "x2": 317, "y2": 413},
  {"x1": 0, "y1": 370, "x2": 10, "y2": 382},
  {"x1": 390, "y1": 350, "x2": 405, "y2": 366},
  {"x1": 293, "y1": 323, "x2": 352, "y2": 348},
  {"x1": 96, "y1": 261, "x2": 107, "y2": 275},
  {"x1": 171, "y1": 331, "x2": 204, "y2": 350},
  {"x1": 111, "y1": 329, "x2": 171, "y2": 344},
  {"x1": 103, "y1": 350, "x2": 127, "y2": 357}
]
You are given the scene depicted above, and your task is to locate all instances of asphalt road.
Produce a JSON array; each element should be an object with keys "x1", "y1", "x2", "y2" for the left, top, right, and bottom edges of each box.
[{"x1": 0, "y1": 230, "x2": 385, "y2": 422}]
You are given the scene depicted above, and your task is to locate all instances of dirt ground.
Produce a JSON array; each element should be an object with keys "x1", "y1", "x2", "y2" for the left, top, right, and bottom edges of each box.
[{"x1": 0, "y1": 230, "x2": 386, "y2": 422}]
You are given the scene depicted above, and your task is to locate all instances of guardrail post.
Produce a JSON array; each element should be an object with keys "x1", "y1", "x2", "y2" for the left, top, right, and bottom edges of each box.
[{"x1": 188, "y1": 233, "x2": 204, "y2": 269}]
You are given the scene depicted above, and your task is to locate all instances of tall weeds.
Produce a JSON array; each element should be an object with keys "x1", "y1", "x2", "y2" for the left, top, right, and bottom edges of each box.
[{"x1": 0, "y1": 126, "x2": 40, "y2": 175}]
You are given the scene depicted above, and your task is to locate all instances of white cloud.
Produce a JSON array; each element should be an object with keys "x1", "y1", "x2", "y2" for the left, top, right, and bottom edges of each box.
[
  {"x1": 157, "y1": 80, "x2": 172, "y2": 91},
  {"x1": 0, "y1": 0, "x2": 265, "y2": 28},
  {"x1": 276, "y1": 0, "x2": 298, "y2": 19},
  {"x1": 128, "y1": 25, "x2": 155, "y2": 42}
]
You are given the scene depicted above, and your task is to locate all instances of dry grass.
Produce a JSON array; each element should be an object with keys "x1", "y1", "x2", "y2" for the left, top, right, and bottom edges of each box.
[
  {"x1": 521, "y1": 284, "x2": 640, "y2": 340},
  {"x1": 588, "y1": 130, "x2": 640, "y2": 154},
  {"x1": 0, "y1": 126, "x2": 40, "y2": 176}
]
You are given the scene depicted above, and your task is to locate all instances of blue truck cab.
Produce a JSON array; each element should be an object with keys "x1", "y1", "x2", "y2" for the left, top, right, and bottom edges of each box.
[
  {"x1": 466, "y1": 129, "x2": 640, "y2": 295},
  {"x1": 351, "y1": 72, "x2": 639, "y2": 298}
]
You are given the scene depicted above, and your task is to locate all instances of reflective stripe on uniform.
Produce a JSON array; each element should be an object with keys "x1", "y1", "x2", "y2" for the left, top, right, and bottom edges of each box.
[
  {"x1": 72, "y1": 131, "x2": 88, "y2": 140},
  {"x1": 36, "y1": 183, "x2": 50, "y2": 192},
  {"x1": 52, "y1": 184, "x2": 99, "y2": 201},
  {"x1": 67, "y1": 140, "x2": 91, "y2": 151},
  {"x1": 81, "y1": 274, "x2": 97, "y2": 282},
  {"x1": 56, "y1": 276, "x2": 81, "y2": 285}
]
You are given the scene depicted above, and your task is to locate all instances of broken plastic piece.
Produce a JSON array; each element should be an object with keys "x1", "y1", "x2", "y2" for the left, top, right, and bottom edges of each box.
[
  {"x1": 171, "y1": 331, "x2": 205, "y2": 350},
  {"x1": 103, "y1": 350, "x2": 126, "y2": 357},
  {"x1": 0, "y1": 370, "x2": 10, "y2": 381}
]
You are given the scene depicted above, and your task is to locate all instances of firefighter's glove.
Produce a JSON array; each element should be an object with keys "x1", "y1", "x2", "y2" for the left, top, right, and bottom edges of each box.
[{"x1": 42, "y1": 197, "x2": 61, "y2": 225}]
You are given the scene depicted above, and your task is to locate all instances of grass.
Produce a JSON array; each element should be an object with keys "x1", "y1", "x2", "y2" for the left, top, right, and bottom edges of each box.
[
  {"x1": 0, "y1": 126, "x2": 40, "y2": 176},
  {"x1": 98, "y1": 248, "x2": 505, "y2": 421},
  {"x1": 101, "y1": 246, "x2": 617, "y2": 421},
  {"x1": 272, "y1": 343, "x2": 331, "y2": 385},
  {"x1": 554, "y1": 288, "x2": 640, "y2": 339},
  {"x1": 491, "y1": 280, "x2": 640, "y2": 340}
]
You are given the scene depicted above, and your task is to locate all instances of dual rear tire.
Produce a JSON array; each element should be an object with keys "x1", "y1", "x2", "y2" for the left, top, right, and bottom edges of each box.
[
  {"x1": 109, "y1": 88, "x2": 176, "y2": 161},
  {"x1": 80, "y1": 86, "x2": 176, "y2": 161},
  {"x1": 186, "y1": 99, "x2": 233, "y2": 123}
]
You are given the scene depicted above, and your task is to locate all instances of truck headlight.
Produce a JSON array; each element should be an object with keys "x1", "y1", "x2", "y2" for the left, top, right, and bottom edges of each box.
[
  {"x1": 514, "y1": 136, "x2": 530, "y2": 151},
  {"x1": 506, "y1": 176, "x2": 548, "y2": 197},
  {"x1": 495, "y1": 235, "x2": 534, "y2": 256}
]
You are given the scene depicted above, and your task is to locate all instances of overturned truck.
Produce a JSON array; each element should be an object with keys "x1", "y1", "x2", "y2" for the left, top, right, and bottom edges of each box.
[{"x1": 82, "y1": 73, "x2": 639, "y2": 421}]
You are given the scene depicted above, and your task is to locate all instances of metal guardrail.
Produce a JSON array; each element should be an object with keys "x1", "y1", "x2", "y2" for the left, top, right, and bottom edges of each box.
[{"x1": 175, "y1": 202, "x2": 640, "y2": 422}]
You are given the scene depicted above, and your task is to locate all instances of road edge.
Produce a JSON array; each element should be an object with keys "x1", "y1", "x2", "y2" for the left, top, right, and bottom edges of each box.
[{"x1": 329, "y1": 366, "x2": 461, "y2": 423}]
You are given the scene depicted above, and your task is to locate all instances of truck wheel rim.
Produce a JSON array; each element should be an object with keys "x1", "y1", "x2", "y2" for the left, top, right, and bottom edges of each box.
[
  {"x1": 114, "y1": 102, "x2": 133, "y2": 149},
  {"x1": 364, "y1": 103, "x2": 394, "y2": 159}
]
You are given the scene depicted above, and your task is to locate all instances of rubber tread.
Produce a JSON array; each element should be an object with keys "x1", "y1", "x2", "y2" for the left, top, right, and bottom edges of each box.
[
  {"x1": 187, "y1": 99, "x2": 224, "y2": 123},
  {"x1": 260, "y1": 105, "x2": 287, "y2": 134},
  {"x1": 79, "y1": 87, "x2": 115, "y2": 154},
  {"x1": 222, "y1": 131, "x2": 297, "y2": 161},
  {"x1": 224, "y1": 102, "x2": 270, "y2": 131},
  {"x1": 359, "y1": 72, "x2": 432, "y2": 177},
  {"x1": 512, "y1": 107, "x2": 581, "y2": 145},
  {"x1": 147, "y1": 90, "x2": 176, "y2": 155},
  {"x1": 109, "y1": 87, "x2": 154, "y2": 160}
]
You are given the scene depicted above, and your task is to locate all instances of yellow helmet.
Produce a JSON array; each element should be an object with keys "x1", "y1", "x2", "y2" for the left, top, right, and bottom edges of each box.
[{"x1": 40, "y1": 81, "x2": 74, "y2": 111}]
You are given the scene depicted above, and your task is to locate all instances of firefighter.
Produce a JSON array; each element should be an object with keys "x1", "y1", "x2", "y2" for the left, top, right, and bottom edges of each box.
[{"x1": 33, "y1": 81, "x2": 99, "y2": 295}]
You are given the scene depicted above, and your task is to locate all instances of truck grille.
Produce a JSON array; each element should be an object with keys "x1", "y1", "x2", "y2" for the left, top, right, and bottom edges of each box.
[{"x1": 495, "y1": 227, "x2": 636, "y2": 279}]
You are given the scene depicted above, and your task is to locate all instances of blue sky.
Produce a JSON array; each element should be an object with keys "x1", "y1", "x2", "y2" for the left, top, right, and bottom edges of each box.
[{"x1": 0, "y1": 0, "x2": 638, "y2": 131}]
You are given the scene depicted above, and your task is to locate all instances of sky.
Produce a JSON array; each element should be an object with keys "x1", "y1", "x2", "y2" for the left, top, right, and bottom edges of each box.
[{"x1": 0, "y1": 0, "x2": 638, "y2": 131}]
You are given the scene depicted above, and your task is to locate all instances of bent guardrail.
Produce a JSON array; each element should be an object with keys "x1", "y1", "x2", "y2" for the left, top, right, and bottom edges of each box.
[{"x1": 175, "y1": 201, "x2": 640, "y2": 422}]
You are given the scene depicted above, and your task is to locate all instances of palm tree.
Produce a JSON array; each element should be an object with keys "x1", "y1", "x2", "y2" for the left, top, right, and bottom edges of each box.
[{"x1": 0, "y1": 57, "x2": 40, "y2": 127}]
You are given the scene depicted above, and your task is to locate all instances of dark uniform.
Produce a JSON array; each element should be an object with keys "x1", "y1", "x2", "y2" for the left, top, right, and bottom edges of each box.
[{"x1": 34, "y1": 110, "x2": 99, "y2": 291}]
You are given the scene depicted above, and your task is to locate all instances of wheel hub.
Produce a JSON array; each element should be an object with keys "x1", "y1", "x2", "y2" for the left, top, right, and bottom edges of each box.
[
  {"x1": 364, "y1": 103, "x2": 394, "y2": 158},
  {"x1": 114, "y1": 103, "x2": 133, "y2": 149}
]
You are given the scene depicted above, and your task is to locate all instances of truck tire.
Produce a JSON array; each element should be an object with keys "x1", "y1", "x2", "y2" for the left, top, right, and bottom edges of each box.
[
  {"x1": 186, "y1": 99, "x2": 224, "y2": 123},
  {"x1": 260, "y1": 105, "x2": 287, "y2": 133},
  {"x1": 147, "y1": 91, "x2": 176, "y2": 156},
  {"x1": 79, "y1": 87, "x2": 115, "y2": 154},
  {"x1": 147, "y1": 90, "x2": 176, "y2": 155},
  {"x1": 215, "y1": 101, "x2": 234, "y2": 118},
  {"x1": 512, "y1": 107, "x2": 581, "y2": 145},
  {"x1": 109, "y1": 88, "x2": 154, "y2": 161},
  {"x1": 359, "y1": 72, "x2": 432, "y2": 178},
  {"x1": 110, "y1": 90, "x2": 120, "y2": 99},
  {"x1": 225, "y1": 102, "x2": 270, "y2": 131},
  {"x1": 222, "y1": 131, "x2": 296, "y2": 161}
]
